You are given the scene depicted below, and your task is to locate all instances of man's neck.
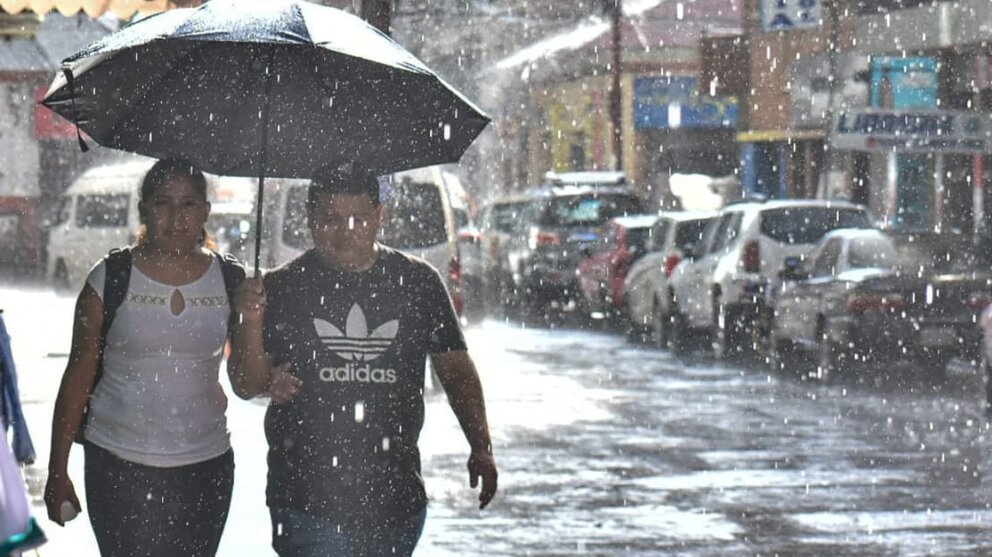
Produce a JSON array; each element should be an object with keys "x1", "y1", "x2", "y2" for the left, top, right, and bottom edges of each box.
[{"x1": 315, "y1": 244, "x2": 380, "y2": 273}]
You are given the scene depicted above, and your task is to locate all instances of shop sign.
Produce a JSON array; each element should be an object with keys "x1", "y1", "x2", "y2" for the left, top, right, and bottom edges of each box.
[
  {"x1": 633, "y1": 77, "x2": 737, "y2": 130},
  {"x1": 831, "y1": 109, "x2": 986, "y2": 153},
  {"x1": 760, "y1": 0, "x2": 822, "y2": 32}
]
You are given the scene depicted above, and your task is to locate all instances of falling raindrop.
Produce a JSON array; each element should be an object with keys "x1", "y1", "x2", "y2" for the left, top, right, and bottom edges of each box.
[{"x1": 354, "y1": 400, "x2": 365, "y2": 423}]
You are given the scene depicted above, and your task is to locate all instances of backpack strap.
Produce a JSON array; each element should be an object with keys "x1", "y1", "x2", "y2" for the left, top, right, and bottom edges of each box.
[
  {"x1": 101, "y1": 247, "x2": 133, "y2": 341},
  {"x1": 214, "y1": 251, "x2": 247, "y2": 334},
  {"x1": 77, "y1": 247, "x2": 131, "y2": 443}
]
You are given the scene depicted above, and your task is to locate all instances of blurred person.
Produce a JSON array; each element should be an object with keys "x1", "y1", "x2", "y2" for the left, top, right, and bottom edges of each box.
[
  {"x1": 44, "y1": 158, "x2": 251, "y2": 557},
  {"x1": 230, "y1": 166, "x2": 498, "y2": 557}
]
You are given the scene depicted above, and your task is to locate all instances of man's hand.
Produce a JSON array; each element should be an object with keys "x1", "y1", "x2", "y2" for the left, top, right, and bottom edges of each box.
[
  {"x1": 269, "y1": 362, "x2": 302, "y2": 404},
  {"x1": 468, "y1": 448, "x2": 498, "y2": 509},
  {"x1": 233, "y1": 276, "x2": 266, "y2": 323}
]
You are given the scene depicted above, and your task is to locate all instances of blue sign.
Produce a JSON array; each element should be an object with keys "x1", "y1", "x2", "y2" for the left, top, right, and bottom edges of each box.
[
  {"x1": 633, "y1": 77, "x2": 738, "y2": 130},
  {"x1": 870, "y1": 57, "x2": 938, "y2": 109}
]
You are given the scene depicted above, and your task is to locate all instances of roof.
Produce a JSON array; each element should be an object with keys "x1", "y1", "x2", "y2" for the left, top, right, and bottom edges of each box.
[
  {"x1": 0, "y1": 14, "x2": 113, "y2": 74},
  {"x1": 65, "y1": 159, "x2": 155, "y2": 195},
  {"x1": 544, "y1": 170, "x2": 625, "y2": 186},
  {"x1": 612, "y1": 214, "x2": 658, "y2": 229},
  {"x1": 495, "y1": 184, "x2": 639, "y2": 203},
  {"x1": 492, "y1": 0, "x2": 742, "y2": 72},
  {"x1": 659, "y1": 209, "x2": 719, "y2": 221},
  {"x1": 722, "y1": 199, "x2": 869, "y2": 213},
  {"x1": 2, "y1": 0, "x2": 180, "y2": 19}
]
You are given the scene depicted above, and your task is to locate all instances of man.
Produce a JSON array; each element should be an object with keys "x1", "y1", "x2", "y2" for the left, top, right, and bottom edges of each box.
[{"x1": 230, "y1": 167, "x2": 498, "y2": 556}]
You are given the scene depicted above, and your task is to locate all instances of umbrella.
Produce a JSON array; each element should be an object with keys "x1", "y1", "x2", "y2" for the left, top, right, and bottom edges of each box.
[{"x1": 40, "y1": 0, "x2": 490, "y2": 273}]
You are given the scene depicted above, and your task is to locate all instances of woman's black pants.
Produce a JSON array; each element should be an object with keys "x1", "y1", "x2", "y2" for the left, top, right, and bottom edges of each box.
[{"x1": 84, "y1": 442, "x2": 234, "y2": 557}]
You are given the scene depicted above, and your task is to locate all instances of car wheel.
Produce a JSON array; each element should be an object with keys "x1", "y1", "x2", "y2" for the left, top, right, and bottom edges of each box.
[
  {"x1": 712, "y1": 300, "x2": 740, "y2": 361},
  {"x1": 651, "y1": 299, "x2": 670, "y2": 350},
  {"x1": 53, "y1": 260, "x2": 72, "y2": 293},
  {"x1": 816, "y1": 327, "x2": 847, "y2": 381},
  {"x1": 669, "y1": 306, "x2": 693, "y2": 357}
]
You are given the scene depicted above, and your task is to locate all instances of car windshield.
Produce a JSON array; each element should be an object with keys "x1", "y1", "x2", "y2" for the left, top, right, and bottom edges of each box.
[
  {"x1": 760, "y1": 207, "x2": 870, "y2": 244},
  {"x1": 848, "y1": 234, "x2": 992, "y2": 273},
  {"x1": 540, "y1": 194, "x2": 643, "y2": 227}
]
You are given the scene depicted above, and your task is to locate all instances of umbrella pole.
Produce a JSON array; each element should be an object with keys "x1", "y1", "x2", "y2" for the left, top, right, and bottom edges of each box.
[{"x1": 253, "y1": 48, "x2": 277, "y2": 278}]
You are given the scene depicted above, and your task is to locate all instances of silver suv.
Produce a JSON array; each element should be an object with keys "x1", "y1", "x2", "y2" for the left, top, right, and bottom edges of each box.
[{"x1": 667, "y1": 199, "x2": 872, "y2": 358}]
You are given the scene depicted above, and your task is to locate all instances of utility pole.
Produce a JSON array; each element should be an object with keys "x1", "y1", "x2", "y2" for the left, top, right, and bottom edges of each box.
[
  {"x1": 609, "y1": 0, "x2": 623, "y2": 171},
  {"x1": 361, "y1": 0, "x2": 392, "y2": 36},
  {"x1": 819, "y1": 0, "x2": 841, "y2": 199}
]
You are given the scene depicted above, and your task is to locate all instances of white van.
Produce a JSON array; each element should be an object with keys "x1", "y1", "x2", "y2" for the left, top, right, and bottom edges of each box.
[
  {"x1": 255, "y1": 167, "x2": 463, "y2": 313},
  {"x1": 46, "y1": 159, "x2": 253, "y2": 291},
  {"x1": 46, "y1": 160, "x2": 153, "y2": 290}
]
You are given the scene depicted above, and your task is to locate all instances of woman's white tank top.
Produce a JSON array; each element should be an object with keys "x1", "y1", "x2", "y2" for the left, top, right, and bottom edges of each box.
[{"x1": 84, "y1": 256, "x2": 231, "y2": 467}]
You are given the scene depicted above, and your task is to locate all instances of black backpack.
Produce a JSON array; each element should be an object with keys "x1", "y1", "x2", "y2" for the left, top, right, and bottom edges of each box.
[{"x1": 74, "y1": 247, "x2": 247, "y2": 443}]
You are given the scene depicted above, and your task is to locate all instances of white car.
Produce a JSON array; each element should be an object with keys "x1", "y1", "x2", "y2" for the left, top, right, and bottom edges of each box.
[
  {"x1": 668, "y1": 199, "x2": 872, "y2": 358},
  {"x1": 623, "y1": 211, "x2": 716, "y2": 346}
]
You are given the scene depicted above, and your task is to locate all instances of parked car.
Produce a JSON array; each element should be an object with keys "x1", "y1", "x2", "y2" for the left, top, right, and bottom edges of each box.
[
  {"x1": 668, "y1": 199, "x2": 872, "y2": 358},
  {"x1": 576, "y1": 214, "x2": 657, "y2": 324},
  {"x1": 207, "y1": 199, "x2": 254, "y2": 264},
  {"x1": 256, "y1": 166, "x2": 464, "y2": 315},
  {"x1": 770, "y1": 229, "x2": 992, "y2": 378},
  {"x1": 623, "y1": 211, "x2": 717, "y2": 346},
  {"x1": 479, "y1": 171, "x2": 644, "y2": 318},
  {"x1": 452, "y1": 203, "x2": 485, "y2": 324}
]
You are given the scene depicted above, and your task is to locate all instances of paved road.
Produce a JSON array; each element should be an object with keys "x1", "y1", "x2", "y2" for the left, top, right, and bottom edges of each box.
[{"x1": 6, "y1": 284, "x2": 992, "y2": 555}]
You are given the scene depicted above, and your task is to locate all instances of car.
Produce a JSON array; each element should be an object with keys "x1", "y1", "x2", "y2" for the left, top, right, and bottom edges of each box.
[
  {"x1": 575, "y1": 214, "x2": 657, "y2": 326},
  {"x1": 206, "y1": 200, "x2": 254, "y2": 265},
  {"x1": 668, "y1": 199, "x2": 872, "y2": 359},
  {"x1": 479, "y1": 171, "x2": 645, "y2": 319},
  {"x1": 623, "y1": 211, "x2": 717, "y2": 346},
  {"x1": 771, "y1": 229, "x2": 992, "y2": 379}
]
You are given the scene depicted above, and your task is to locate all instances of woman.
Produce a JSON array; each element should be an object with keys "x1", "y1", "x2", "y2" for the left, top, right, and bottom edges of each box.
[{"x1": 43, "y1": 158, "x2": 255, "y2": 557}]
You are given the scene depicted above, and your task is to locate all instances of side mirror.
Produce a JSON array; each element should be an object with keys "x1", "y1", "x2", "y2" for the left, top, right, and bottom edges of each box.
[
  {"x1": 682, "y1": 243, "x2": 697, "y2": 260},
  {"x1": 779, "y1": 256, "x2": 807, "y2": 281}
]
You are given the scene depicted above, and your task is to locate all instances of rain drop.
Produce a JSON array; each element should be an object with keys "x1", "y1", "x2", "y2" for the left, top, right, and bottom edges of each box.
[{"x1": 354, "y1": 400, "x2": 365, "y2": 423}]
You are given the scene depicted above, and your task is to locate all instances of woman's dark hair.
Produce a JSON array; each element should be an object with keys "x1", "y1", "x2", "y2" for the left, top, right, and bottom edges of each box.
[
  {"x1": 140, "y1": 158, "x2": 208, "y2": 202},
  {"x1": 136, "y1": 158, "x2": 217, "y2": 250}
]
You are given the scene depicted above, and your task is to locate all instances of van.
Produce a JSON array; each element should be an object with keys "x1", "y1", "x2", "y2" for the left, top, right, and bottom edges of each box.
[
  {"x1": 255, "y1": 167, "x2": 463, "y2": 314},
  {"x1": 46, "y1": 159, "x2": 254, "y2": 291},
  {"x1": 46, "y1": 160, "x2": 153, "y2": 290}
]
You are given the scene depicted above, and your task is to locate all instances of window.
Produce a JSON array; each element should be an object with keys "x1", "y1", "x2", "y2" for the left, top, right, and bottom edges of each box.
[
  {"x1": 648, "y1": 219, "x2": 670, "y2": 252},
  {"x1": 674, "y1": 218, "x2": 711, "y2": 252},
  {"x1": 75, "y1": 194, "x2": 129, "y2": 228},
  {"x1": 712, "y1": 212, "x2": 742, "y2": 251},
  {"x1": 539, "y1": 194, "x2": 643, "y2": 227},
  {"x1": 759, "y1": 207, "x2": 870, "y2": 245},
  {"x1": 487, "y1": 202, "x2": 529, "y2": 233},
  {"x1": 379, "y1": 182, "x2": 447, "y2": 249},
  {"x1": 811, "y1": 239, "x2": 842, "y2": 278},
  {"x1": 697, "y1": 215, "x2": 727, "y2": 256},
  {"x1": 281, "y1": 185, "x2": 311, "y2": 250}
]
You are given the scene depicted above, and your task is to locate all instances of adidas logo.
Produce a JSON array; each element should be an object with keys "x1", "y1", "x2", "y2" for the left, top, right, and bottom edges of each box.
[{"x1": 314, "y1": 304, "x2": 399, "y2": 363}]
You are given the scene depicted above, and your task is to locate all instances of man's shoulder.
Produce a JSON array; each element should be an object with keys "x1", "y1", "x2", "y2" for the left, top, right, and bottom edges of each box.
[
  {"x1": 377, "y1": 245, "x2": 441, "y2": 277},
  {"x1": 263, "y1": 251, "x2": 315, "y2": 288}
]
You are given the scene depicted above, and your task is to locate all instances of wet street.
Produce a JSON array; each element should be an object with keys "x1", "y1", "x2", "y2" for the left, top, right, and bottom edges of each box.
[{"x1": 6, "y1": 284, "x2": 992, "y2": 555}]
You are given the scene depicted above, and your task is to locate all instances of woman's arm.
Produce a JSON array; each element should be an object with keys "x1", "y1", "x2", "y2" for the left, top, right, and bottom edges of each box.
[{"x1": 45, "y1": 283, "x2": 104, "y2": 523}]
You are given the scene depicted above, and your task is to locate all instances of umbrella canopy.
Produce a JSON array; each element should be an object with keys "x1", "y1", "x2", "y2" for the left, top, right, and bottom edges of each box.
[{"x1": 39, "y1": 0, "x2": 490, "y2": 179}]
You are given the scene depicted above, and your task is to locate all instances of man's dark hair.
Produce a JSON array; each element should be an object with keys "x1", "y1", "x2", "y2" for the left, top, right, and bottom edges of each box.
[{"x1": 307, "y1": 164, "x2": 381, "y2": 208}]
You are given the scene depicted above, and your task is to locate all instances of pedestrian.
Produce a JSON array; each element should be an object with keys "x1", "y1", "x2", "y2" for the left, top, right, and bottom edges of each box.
[
  {"x1": 229, "y1": 165, "x2": 498, "y2": 557},
  {"x1": 43, "y1": 158, "x2": 252, "y2": 557}
]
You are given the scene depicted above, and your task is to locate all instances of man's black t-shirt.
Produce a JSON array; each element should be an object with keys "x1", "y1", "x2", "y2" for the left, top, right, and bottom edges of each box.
[{"x1": 262, "y1": 246, "x2": 466, "y2": 525}]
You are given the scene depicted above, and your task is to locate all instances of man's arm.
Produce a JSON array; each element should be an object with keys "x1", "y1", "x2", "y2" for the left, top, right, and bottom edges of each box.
[
  {"x1": 227, "y1": 276, "x2": 300, "y2": 402},
  {"x1": 432, "y1": 349, "x2": 498, "y2": 509}
]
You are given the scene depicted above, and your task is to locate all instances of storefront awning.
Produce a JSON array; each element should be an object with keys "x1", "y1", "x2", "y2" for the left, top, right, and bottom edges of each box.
[{"x1": 0, "y1": 0, "x2": 198, "y2": 19}]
